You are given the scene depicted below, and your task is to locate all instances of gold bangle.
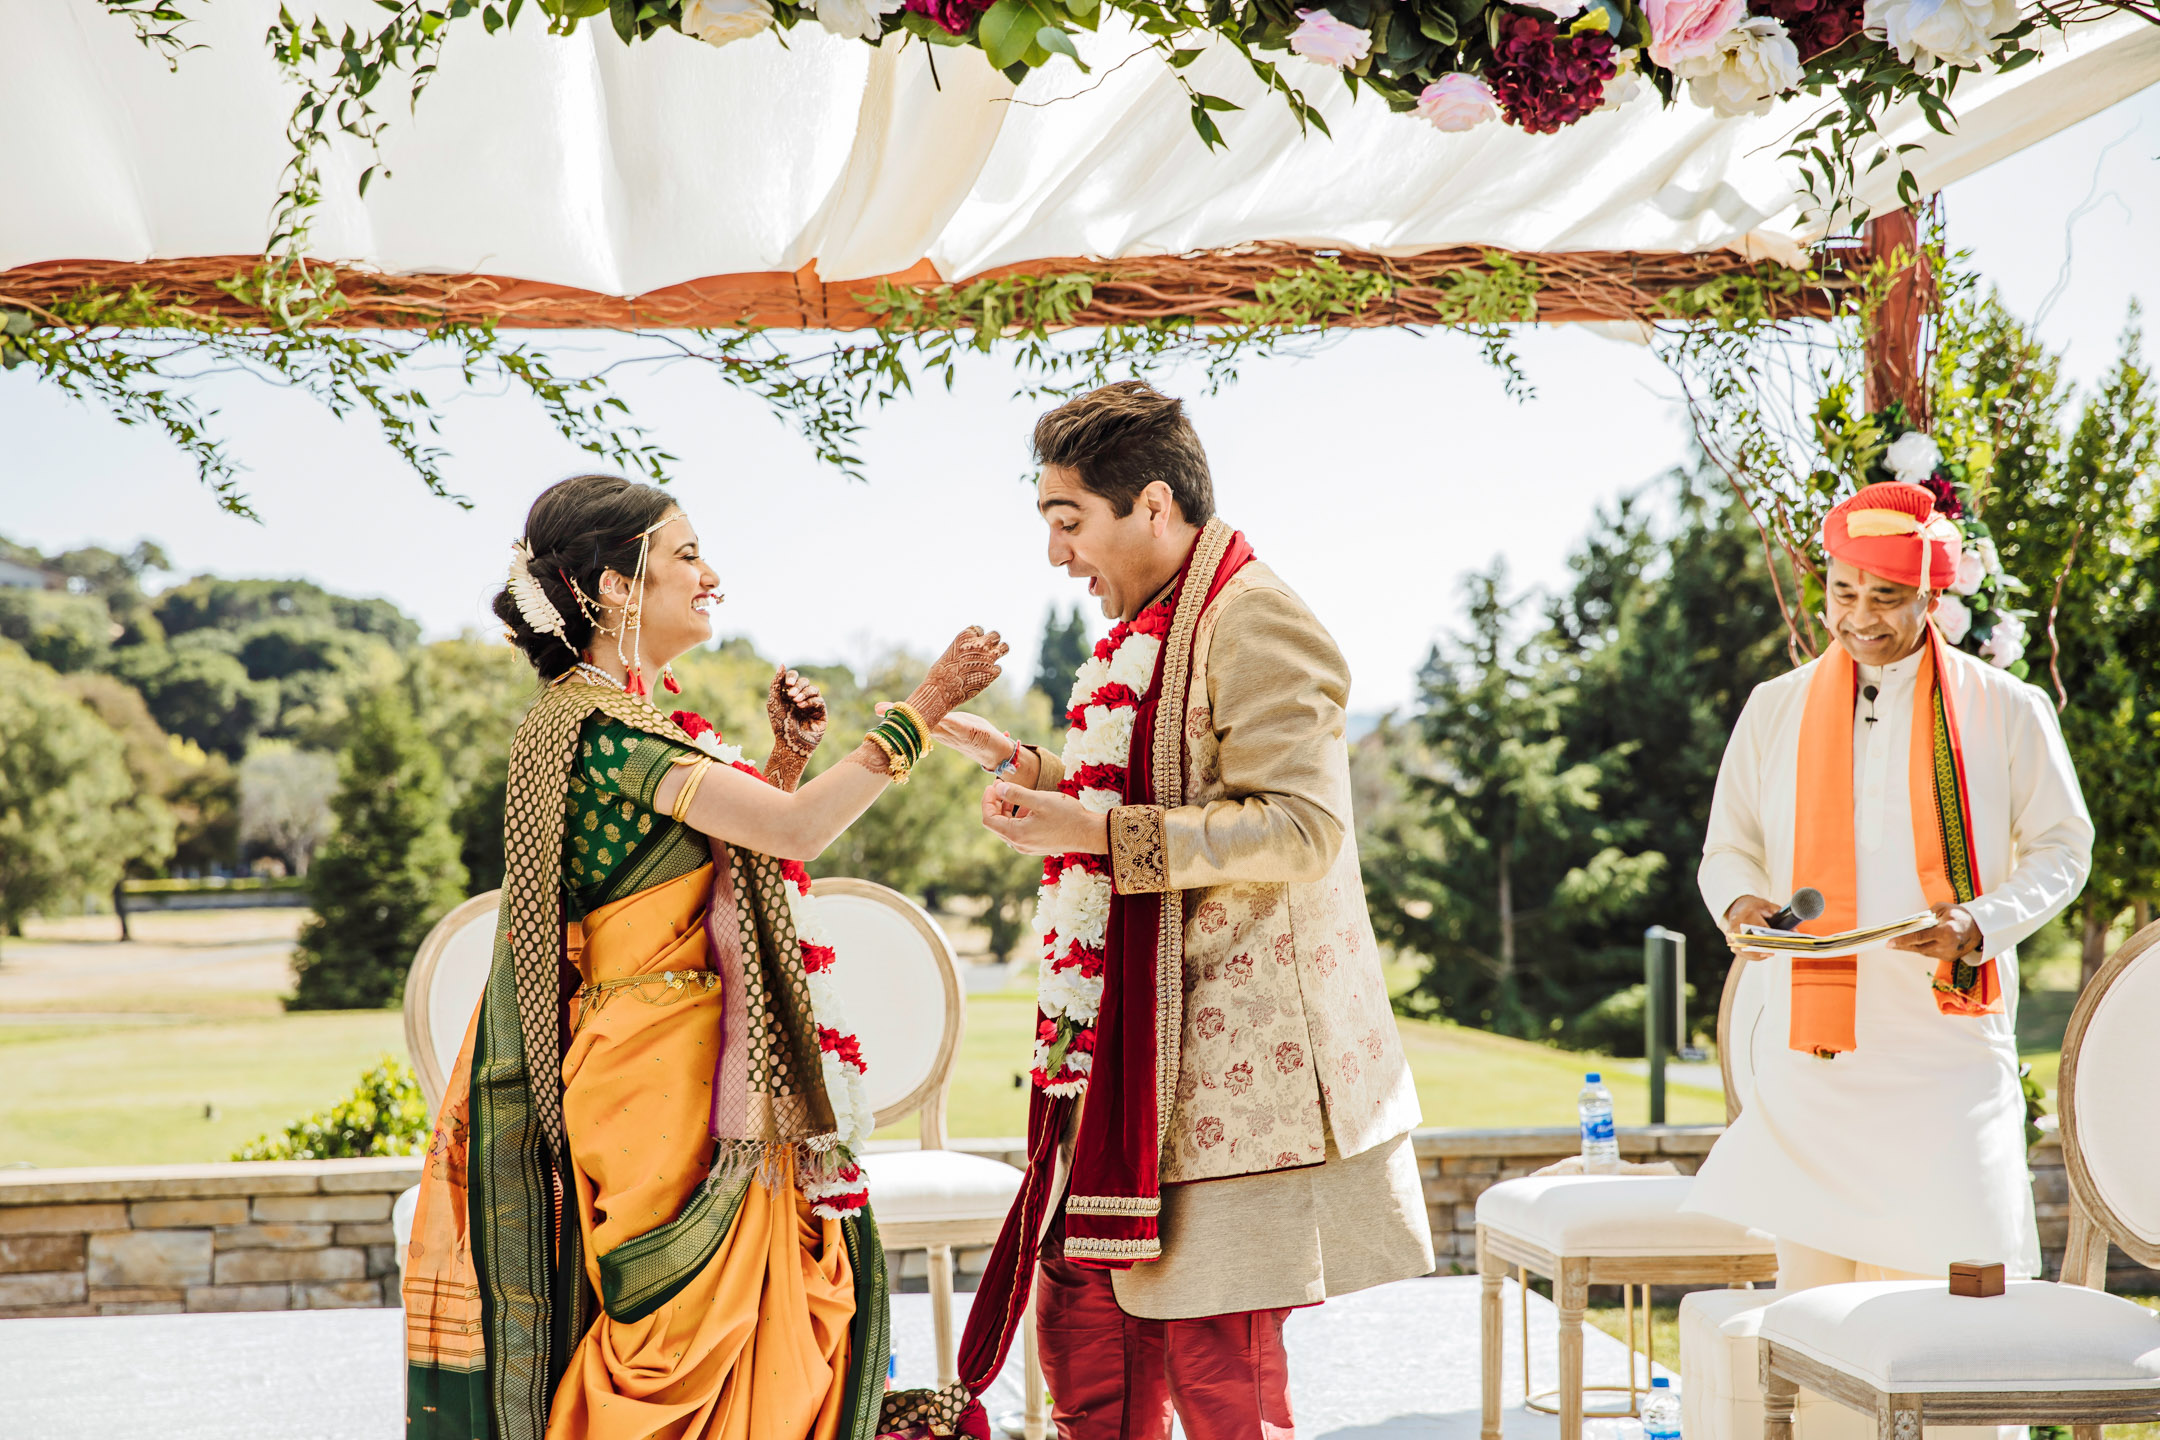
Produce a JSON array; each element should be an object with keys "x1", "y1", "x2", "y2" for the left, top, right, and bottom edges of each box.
[
  {"x1": 888, "y1": 701, "x2": 931, "y2": 751},
  {"x1": 670, "y1": 757, "x2": 714, "y2": 823},
  {"x1": 864, "y1": 728, "x2": 911, "y2": 784}
]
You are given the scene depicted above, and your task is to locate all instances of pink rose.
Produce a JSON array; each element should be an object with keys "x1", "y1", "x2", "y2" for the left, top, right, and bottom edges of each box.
[
  {"x1": 1644, "y1": 0, "x2": 1745, "y2": 67},
  {"x1": 1288, "y1": 8, "x2": 1372, "y2": 68},
  {"x1": 1414, "y1": 73, "x2": 1500, "y2": 132}
]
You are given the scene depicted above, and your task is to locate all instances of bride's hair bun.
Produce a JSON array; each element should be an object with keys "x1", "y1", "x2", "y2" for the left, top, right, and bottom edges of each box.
[{"x1": 491, "y1": 474, "x2": 674, "y2": 681}]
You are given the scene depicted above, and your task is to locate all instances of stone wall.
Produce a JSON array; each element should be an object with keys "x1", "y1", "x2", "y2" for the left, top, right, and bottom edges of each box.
[
  {"x1": 5, "y1": 1129, "x2": 2149, "y2": 1317},
  {"x1": 0, "y1": 1158, "x2": 417, "y2": 1318}
]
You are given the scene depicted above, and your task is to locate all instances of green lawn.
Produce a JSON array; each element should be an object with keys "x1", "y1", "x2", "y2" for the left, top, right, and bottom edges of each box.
[
  {"x1": 1, "y1": 992, "x2": 1721, "y2": 1167},
  {"x1": 0, "y1": 1012, "x2": 407, "y2": 1168}
]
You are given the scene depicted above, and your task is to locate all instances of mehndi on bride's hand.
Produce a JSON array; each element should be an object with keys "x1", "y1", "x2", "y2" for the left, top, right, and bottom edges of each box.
[
  {"x1": 767, "y1": 667, "x2": 827, "y2": 757},
  {"x1": 904, "y1": 627, "x2": 1008, "y2": 730}
]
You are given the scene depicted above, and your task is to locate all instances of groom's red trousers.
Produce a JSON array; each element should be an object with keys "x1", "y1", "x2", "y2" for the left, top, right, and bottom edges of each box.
[{"x1": 1034, "y1": 1220, "x2": 1295, "y2": 1440}]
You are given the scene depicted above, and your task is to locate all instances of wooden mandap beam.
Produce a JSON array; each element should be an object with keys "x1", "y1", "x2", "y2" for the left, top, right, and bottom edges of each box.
[{"x1": 0, "y1": 244, "x2": 1840, "y2": 331}]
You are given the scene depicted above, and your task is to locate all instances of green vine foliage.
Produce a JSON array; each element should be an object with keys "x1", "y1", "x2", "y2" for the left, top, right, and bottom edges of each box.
[
  {"x1": 1, "y1": 254, "x2": 1536, "y2": 510},
  {"x1": 0, "y1": 271, "x2": 672, "y2": 518}
]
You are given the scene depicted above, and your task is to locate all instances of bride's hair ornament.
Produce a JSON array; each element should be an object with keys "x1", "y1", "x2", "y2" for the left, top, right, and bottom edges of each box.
[{"x1": 508, "y1": 539, "x2": 569, "y2": 640}]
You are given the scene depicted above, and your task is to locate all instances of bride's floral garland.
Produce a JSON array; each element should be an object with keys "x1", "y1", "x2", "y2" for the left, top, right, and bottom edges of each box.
[
  {"x1": 672, "y1": 710, "x2": 872, "y2": 1219},
  {"x1": 1028, "y1": 596, "x2": 1174, "y2": 1096}
]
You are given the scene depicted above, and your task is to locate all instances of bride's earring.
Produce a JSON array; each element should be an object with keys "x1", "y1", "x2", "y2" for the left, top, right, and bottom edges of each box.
[{"x1": 661, "y1": 662, "x2": 681, "y2": 696}]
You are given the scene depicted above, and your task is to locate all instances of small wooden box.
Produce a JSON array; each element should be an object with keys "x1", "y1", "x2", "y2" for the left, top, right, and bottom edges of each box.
[{"x1": 1949, "y1": 1260, "x2": 2006, "y2": 1298}]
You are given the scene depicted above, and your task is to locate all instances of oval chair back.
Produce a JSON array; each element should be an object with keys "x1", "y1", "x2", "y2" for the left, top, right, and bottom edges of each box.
[
  {"x1": 1716, "y1": 952, "x2": 1769, "y2": 1124},
  {"x1": 2058, "y1": 916, "x2": 2160, "y2": 1282},
  {"x1": 404, "y1": 890, "x2": 504, "y2": 1118},
  {"x1": 809, "y1": 877, "x2": 964, "y2": 1146}
]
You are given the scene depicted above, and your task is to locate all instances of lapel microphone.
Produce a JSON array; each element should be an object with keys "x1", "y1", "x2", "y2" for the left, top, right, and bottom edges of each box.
[{"x1": 1862, "y1": 683, "x2": 1879, "y2": 725}]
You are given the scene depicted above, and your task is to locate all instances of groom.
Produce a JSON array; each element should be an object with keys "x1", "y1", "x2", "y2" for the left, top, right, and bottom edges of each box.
[{"x1": 935, "y1": 382, "x2": 1432, "y2": 1439}]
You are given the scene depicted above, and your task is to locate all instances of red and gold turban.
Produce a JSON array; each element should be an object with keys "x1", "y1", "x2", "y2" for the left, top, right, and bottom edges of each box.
[{"x1": 1821, "y1": 481, "x2": 1961, "y2": 591}]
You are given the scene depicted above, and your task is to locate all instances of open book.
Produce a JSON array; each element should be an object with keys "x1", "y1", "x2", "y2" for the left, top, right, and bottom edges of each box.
[{"x1": 1730, "y1": 911, "x2": 1937, "y2": 958}]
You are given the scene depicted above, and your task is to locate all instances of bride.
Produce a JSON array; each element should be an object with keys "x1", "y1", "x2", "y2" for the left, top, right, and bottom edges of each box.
[{"x1": 402, "y1": 473, "x2": 1006, "y2": 1440}]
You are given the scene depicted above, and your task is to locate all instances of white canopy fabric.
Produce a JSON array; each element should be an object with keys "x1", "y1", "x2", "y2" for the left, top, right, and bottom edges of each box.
[{"x1": 5, "y1": 0, "x2": 2156, "y2": 291}]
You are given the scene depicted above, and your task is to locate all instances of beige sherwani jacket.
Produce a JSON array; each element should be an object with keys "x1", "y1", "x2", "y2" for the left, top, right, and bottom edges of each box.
[{"x1": 1029, "y1": 557, "x2": 1433, "y2": 1319}]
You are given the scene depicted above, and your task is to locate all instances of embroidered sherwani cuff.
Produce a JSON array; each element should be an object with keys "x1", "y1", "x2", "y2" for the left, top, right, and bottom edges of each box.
[{"x1": 1108, "y1": 805, "x2": 1170, "y2": 894}]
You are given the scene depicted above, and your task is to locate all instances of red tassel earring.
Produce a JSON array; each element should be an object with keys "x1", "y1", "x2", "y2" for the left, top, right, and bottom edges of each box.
[{"x1": 661, "y1": 663, "x2": 681, "y2": 695}]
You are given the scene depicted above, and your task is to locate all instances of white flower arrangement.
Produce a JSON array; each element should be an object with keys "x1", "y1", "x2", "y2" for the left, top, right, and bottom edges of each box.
[
  {"x1": 1671, "y1": 15, "x2": 1801, "y2": 118},
  {"x1": 1884, "y1": 430, "x2": 1943, "y2": 486},
  {"x1": 1933, "y1": 591, "x2": 1973, "y2": 645},
  {"x1": 1866, "y1": 0, "x2": 2021, "y2": 69},
  {"x1": 680, "y1": 0, "x2": 775, "y2": 45}
]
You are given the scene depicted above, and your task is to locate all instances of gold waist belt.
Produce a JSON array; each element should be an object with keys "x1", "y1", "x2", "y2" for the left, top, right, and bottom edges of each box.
[{"x1": 573, "y1": 968, "x2": 719, "y2": 1031}]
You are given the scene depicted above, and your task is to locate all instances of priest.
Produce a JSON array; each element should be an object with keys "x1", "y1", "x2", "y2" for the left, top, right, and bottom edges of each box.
[
  {"x1": 929, "y1": 381, "x2": 1432, "y2": 1440},
  {"x1": 1687, "y1": 478, "x2": 2092, "y2": 1297}
]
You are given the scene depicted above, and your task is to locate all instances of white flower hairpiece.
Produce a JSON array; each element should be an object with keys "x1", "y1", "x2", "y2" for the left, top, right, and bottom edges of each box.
[{"x1": 507, "y1": 540, "x2": 568, "y2": 639}]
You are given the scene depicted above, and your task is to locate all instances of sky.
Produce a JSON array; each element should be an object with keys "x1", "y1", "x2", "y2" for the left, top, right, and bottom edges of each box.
[{"x1": 3, "y1": 82, "x2": 2156, "y2": 714}]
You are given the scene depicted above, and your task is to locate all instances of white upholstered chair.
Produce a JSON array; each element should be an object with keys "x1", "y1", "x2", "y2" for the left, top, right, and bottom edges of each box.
[
  {"x1": 1477, "y1": 954, "x2": 1780, "y2": 1440},
  {"x1": 1756, "y1": 918, "x2": 2160, "y2": 1440},
  {"x1": 811, "y1": 876, "x2": 1040, "y2": 1437},
  {"x1": 395, "y1": 881, "x2": 1045, "y2": 1439}
]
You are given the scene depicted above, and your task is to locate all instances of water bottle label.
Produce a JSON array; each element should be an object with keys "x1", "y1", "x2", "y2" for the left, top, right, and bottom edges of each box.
[{"x1": 1581, "y1": 1112, "x2": 1614, "y2": 1144}]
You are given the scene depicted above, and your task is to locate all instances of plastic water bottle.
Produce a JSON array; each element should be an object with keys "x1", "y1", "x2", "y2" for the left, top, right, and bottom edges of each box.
[
  {"x1": 1643, "y1": 1376, "x2": 1681, "y2": 1440},
  {"x1": 1578, "y1": 1072, "x2": 1619, "y2": 1171}
]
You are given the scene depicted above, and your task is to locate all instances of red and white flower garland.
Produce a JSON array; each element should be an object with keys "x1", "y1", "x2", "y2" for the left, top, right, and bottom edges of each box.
[
  {"x1": 673, "y1": 710, "x2": 871, "y2": 1219},
  {"x1": 1028, "y1": 598, "x2": 1174, "y2": 1096}
]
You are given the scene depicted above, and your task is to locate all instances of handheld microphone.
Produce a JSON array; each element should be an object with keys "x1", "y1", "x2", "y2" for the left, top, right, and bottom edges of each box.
[{"x1": 1765, "y1": 887, "x2": 1825, "y2": 932}]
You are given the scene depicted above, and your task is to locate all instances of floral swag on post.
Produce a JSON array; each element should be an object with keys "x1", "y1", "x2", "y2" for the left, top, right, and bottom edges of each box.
[
  {"x1": 671, "y1": 709, "x2": 873, "y2": 1218},
  {"x1": 1029, "y1": 595, "x2": 1173, "y2": 1095}
]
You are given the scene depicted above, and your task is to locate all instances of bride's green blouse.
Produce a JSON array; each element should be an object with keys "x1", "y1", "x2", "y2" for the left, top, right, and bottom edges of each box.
[{"x1": 563, "y1": 714, "x2": 711, "y2": 920}]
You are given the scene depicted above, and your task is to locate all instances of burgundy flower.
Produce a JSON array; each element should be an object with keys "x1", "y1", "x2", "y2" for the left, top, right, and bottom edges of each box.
[
  {"x1": 1482, "y1": 13, "x2": 1616, "y2": 135},
  {"x1": 1921, "y1": 472, "x2": 1965, "y2": 519},
  {"x1": 909, "y1": 0, "x2": 991, "y2": 36},
  {"x1": 1747, "y1": 0, "x2": 1862, "y2": 60}
]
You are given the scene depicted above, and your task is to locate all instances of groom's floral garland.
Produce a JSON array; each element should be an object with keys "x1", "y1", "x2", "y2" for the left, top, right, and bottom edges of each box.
[
  {"x1": 672, "y1": 710, "x2": 872, "y2": 1219},
  {"x1": 1028, "y1": 596, "x2": 1174, "y2": 1096}
]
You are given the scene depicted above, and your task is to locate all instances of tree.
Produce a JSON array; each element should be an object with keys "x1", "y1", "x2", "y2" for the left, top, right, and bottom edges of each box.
[
  {"x1": 0, "y1": 588, "x2": 116, "y2": 672},
  {"x1": 411, "y1": 634, "x2": 539, "y2": 894},
  {"x1": 113, "y1": 641, "x2": 279, "y2": 758},
  {"x1": 290, "y1": 683, "x2": 467, "y2": 1009},
  {"x1": 63, "y1": 672, "x2": 181, "y2": 932},
  {"x1": 238, "y1": 742, "x2": 339, "y2": 876},
  {"x1": 1369, "y1": 563, "x2": 1663, "y2": 1037},
  {"x1": 1033, "y1": 606, "x2": 1093, "y2": 710},
  {"x1": 0, "y1": 650, "x2": 136, "y2": 942},
  {"x1": 1356, "y1": 467, "x2": 1785, "y2": 1046},
  {"x1": 1968, "y1": 302, "x2": 2160, "y2": 981}
]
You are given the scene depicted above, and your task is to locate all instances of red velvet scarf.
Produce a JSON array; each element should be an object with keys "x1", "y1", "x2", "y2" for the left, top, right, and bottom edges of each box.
[{"x1": 954, "y1": 521, "x2": 1253, "y2": 1414}]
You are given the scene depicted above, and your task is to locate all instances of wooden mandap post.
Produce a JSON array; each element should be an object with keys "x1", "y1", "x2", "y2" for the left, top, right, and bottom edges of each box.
[{"x1": 1862, "y1": 209, "x2": 1934, "y2": 424}]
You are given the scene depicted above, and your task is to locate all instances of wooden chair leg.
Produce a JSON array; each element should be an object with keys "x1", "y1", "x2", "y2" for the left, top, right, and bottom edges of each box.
[
  {"x1": 1478, "y1": 1227, "x2": 1504, "y2": 1440},
  {"x1": 1023, "y1": 1294, "x2": 1046, "y2": 1440},
  {"x1": 928, "y1": 1244, "x2": 957, "y2": 1386},
  {"x1": 1556, "y1": 1257, "x2": 1590, "y2": 1440},
  {"x1": 2070, "y1": 1425, "x2": 2103, "y2": 1440},
  {"x1": 1760, "y1": 1348, "x2": 1797, "y2": 1440}
]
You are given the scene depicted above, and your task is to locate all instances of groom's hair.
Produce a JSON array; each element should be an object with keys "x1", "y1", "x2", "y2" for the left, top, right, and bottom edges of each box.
[{"x1": 1033, "y1": 382, "x2": 1214, "y2": 526}]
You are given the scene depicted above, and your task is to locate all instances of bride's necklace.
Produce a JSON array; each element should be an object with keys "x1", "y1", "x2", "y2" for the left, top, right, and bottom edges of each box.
[{"x1": 566, "y1": 661, "x2": 622, "y2": 690}]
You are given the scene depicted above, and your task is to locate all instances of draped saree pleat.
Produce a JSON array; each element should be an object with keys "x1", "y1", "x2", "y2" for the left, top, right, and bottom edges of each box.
[{"x1": 547, "y1": 862, "x2": 854, "y2": 1440}]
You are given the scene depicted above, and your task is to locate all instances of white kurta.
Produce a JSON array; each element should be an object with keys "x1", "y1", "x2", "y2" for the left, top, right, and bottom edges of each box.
[{"x1": 1684, "y1": 644, "x2": 2093, "y2": 1277}]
